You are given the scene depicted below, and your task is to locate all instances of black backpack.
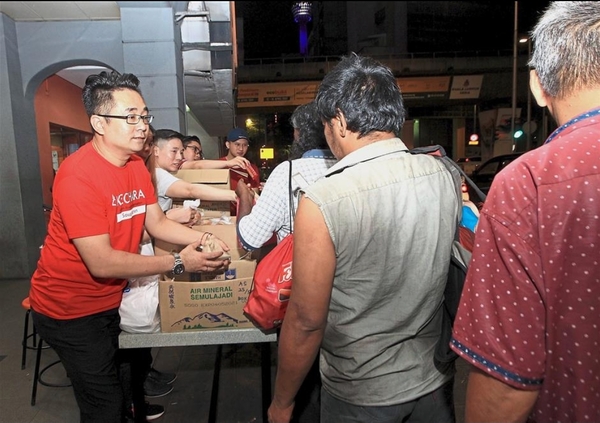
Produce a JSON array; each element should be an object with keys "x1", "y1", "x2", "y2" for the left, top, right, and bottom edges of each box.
[{"x1": 409, "y1": 145, "x2": 486, "y2": 363}]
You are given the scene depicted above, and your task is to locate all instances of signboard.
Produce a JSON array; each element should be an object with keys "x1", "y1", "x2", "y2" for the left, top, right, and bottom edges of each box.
[
  {"x1": 260, "y1": 148, "x2": 274, "y2": 159},
  {"x1": 449, "y1": 75, "x2": 484, "y2": 99},
  {"x1": 237, "y1": 76, "x2": 454, "y2": 108},
  {"x1": 237, "y1": 82, "x2": 320, "y2": 108}
]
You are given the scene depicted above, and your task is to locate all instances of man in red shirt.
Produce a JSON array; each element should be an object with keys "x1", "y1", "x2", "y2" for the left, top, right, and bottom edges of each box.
[
  {"x1": 29, "y1": 71, "x2": 231, "y2": 423},
  {"x1": 220, "y1": 128, "x2": 261, "y2": 215},
  {"x1": 450, "y1": 3, "x2": 600, "y2": 423}
]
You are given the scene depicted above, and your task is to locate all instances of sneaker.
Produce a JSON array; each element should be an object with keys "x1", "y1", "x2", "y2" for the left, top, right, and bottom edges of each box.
[
  {"x1": 145, "y1": 403, "x2": 165, "y2": 421},
  {"x1": 125, "y1": 402, "x2": 165, "y2": 422},
  {"x1": 143, "y1": 376, "x2": 174, "y2": 398},
  {"x1": 147, "y1": 367, "x2": 177, "y2": 385}
]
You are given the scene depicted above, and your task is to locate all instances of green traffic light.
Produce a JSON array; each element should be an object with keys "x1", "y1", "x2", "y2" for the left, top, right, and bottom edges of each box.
[{"x1": 514, "y1": 129, "x2": 524, "y2": 139}]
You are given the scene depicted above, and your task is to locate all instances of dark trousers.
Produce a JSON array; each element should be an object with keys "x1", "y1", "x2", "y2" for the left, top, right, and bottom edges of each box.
[
  {"x1": 321, "y1": 379, "x2": 455, "y2": 423},
  {"x1": 32, "y1": 308, "x2": 125, "y2": 423},
  {"x1": 119, "y1": 348, "x2": 153, "y2": 422}
]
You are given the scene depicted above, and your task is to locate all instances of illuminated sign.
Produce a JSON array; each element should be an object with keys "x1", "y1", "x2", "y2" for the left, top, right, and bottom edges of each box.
[{"x1": 260, "y1": 148, "x2": 274, "y2": 159}]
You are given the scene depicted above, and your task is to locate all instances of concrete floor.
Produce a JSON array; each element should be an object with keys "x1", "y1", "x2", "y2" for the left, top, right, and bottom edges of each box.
[{"x1": 0, "y1": 278, "x2": 469, "y2": 423}]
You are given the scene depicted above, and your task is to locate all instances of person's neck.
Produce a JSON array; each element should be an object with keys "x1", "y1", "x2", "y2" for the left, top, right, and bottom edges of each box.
[
  {"x1": 341, "y1": 131, "x2": 396, "y2": 156},
  {"x1": 91, "y1": 137, "x2": 130, "y2": 167},
  {"x1": 227, "y1": 153, "x2": 237, "y2": 161},
  {"x1": 549, "y1": 88, "x2": 600, "y2": 126}
]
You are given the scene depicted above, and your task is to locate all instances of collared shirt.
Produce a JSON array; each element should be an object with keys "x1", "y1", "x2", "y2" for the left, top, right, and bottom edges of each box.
[
  {"x1": 302, "y1": 138, "x2": 458, "y2": 406},
  {"x1": 451, "y1": 108, "x2": 600, "y2": 423},
  {"x1": 237, "y1": 149, "x2": 336, "y2": 250}
]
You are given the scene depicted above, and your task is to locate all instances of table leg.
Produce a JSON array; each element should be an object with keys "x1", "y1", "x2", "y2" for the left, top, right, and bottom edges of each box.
[
  {"x1": 208, "y1": 345, "x2": 222, "y2": 423},
  {"x1": 261, "y1": 342, "x2": 272, "y2": 422}
]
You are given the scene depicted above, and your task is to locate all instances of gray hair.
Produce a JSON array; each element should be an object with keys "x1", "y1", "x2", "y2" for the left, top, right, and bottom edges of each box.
[{"x1": 529, "y1": 1, "x2": 600, "y2": 99}]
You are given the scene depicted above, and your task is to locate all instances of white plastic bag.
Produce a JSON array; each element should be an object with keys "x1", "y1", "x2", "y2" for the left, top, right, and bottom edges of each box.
[{"x1": 119, "y1": 241, "x2": 161, "y2": 333}]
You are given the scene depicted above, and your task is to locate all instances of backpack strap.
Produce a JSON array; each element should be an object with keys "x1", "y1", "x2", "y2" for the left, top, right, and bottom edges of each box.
[{"x1": 288, "y1": 160, "x2": 295, "y2": 233}]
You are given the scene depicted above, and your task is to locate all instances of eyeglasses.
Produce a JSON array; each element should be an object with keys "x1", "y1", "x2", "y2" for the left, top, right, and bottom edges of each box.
[
  {"x1": 186, "y1": 145, "x2": 204, "y2": 158},
  {"x1": 186, "y1": 145, "x2": 201, "y2": 154},
  {"x1": 96, "y1": 113, "x2": 154, "y2": 125}
]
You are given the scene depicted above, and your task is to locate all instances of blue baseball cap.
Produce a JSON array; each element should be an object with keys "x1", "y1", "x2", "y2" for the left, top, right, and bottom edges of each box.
[{"x1": 227, "y1": 128, "x2": 249, "y2": 142}]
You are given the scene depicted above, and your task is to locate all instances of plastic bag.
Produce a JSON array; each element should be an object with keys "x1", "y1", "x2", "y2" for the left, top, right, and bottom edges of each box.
[
  {"x1": 243, "y1": 234, "x2": 293, "y2": 330},
  {"x1": 119, "y1": 241, "x2": 160, "y2": 333}
]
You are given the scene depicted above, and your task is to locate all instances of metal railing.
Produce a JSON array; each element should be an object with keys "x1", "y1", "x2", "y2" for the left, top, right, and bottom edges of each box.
[{"x1": 237, "y1": 49, "x2": 526, "y2": 83}]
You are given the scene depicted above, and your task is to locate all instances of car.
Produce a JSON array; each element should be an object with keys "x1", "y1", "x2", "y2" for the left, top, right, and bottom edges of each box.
[
  {"x1": 468, "y1": 152, "x2": 524, "y2": 197},
  {"x1": 455, "y1": 156, "x2": 482, "y2": 175}
]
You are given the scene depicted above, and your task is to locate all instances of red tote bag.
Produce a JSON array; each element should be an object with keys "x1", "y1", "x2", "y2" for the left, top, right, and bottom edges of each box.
[
  {"x1": 243, "y1": 160, "x2": 295, "y2": 330},
  {"x1": 243, "y1": 234, "x2": 293, "y2": 329}
]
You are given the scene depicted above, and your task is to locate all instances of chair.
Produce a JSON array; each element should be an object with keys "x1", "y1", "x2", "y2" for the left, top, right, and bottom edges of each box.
[
  {"x1": 21, "y1": 297, "x2": 47, "y2": 370},
  {"x1": 21, "y1": 296, "x2": 72, "y2": 406}
]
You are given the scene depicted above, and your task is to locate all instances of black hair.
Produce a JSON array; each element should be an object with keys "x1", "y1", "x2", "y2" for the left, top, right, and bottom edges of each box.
[
  {"x1": 315, "y1": 53, "x2": 405, "y2": 138},
  {"x1": 81, "y1": 71, "x2": 143, "y2": 117},
  {"x1": 289, "y1": 101, "x2": 329, "y2": 160},
  {"x1": 154, "y1": 129, "x2": 185, "y2": 144},
  {"x1": 182, "y1": 135, "x2": 201, "y2": 148}
]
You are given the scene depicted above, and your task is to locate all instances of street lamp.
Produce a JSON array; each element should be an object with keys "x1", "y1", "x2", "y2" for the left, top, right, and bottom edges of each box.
[
  {"x1": 511, "y1": 1, "x2": 518, "y2": 152},
  {"x1": 520, "y1": 36, "x2": 533, "y2": 151}
]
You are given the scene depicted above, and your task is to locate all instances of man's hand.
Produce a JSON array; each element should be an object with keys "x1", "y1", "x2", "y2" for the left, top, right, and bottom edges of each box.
[
  {"x1": 226, "y1": 156, "x2": 250, "y2": 169},
  {"x1": 178, "y1": 237, "x2": 231, "y2": 273},
  {"x1": 166, "y1": 206, "x2": 199, "y2": 227}
]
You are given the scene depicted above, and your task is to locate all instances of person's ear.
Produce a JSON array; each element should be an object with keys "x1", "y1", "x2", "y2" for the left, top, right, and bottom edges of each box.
[
  {"x1": 91, "y1": 115, "x2": 105, "y2": 134},
  {"x1": 337, "y1": 112, "x2": 348, "y2": 138},
  {"x1": 529, "y1": 69, "x2": 548, "y2": 108}
]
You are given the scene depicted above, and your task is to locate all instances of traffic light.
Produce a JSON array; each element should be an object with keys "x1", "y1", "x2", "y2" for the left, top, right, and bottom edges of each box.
[{"x1": 513, "y1": 118, "x2": 523, "y2": 139}]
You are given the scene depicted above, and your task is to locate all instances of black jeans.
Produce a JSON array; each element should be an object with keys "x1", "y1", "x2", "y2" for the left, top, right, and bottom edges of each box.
[{"x1": 32, "y1": 308, "x2": 124, "y2": 423}]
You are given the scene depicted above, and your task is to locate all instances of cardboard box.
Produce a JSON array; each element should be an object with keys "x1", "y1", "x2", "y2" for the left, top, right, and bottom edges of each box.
[
  {"x1": 159, "y1": 275, "x2": 257, "y2": 333},
  {"x1": 175, "y1": 169, "x2": 230, "y2": 188},
  {"x1": 173, "y1": 169, "x2": 232, "y2": 214},
  {"x1": 179, "y1": 259, "x2": 257, "y2": 281}
]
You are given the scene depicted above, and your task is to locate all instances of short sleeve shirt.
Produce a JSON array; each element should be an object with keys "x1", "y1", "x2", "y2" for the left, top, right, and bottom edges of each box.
[
  {"x1": 155, "y1": 167, "x2": 181, "y2": 212},
  {"x1": 237, "y1": 149, "x2": 336, "y2": 249},
  {"x1": 451, "y1": 108, "x2": 600, "y2": 423},
  {"x1": 30, "y1": 142, "x2": 157, "y2": 319}
]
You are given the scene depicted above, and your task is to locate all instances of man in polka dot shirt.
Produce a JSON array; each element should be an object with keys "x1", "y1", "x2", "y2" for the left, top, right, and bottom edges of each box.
[{"x1": 450, "y1": 2, "x2": 600, "y2": 423}]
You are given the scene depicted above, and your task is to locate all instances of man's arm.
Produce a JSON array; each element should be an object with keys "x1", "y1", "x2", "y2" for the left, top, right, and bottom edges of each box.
[
  {"x1": 180, "y1": 156, "x2": 250, "y2": 170},
  {"x1": 465, "y1": 365, "x2": 539, "y2": 423},
  {"x1": 73, "y1": 203, "x2": 230, "y2": 279},
  {"x1": 268, "y1": 195, "x2": 335, "y2": 423},
  {"x1": 166, "y1": 178, "x2": 237, "y2": 202},
  {"x1": 235, "y1": 180, "x2": 256, "y2": 221}
]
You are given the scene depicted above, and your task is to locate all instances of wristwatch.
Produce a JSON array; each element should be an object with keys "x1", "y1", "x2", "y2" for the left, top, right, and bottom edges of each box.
[{"x1": 171, "y1": 252, "x2": 185, "y2": 275}]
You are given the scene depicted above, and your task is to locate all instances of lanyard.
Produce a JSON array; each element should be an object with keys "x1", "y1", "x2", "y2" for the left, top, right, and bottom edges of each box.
[{"x1": 544, "y1": 107, "x2": 600, "y2": 145}]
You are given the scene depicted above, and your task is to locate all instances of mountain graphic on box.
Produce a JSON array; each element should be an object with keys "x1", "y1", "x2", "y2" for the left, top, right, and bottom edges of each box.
[{"x1": 171, "y1": 311, "x2": 248, "y2": 330}]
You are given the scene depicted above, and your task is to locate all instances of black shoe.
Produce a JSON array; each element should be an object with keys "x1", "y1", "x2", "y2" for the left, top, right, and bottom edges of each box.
[
  {"x1": 145, "y1": 403, "x2": 165, "y2": 421},
  {"x1": 147, "y1": 367, "x2": 177, "y2": 385},
  {"x1": 125, "y1": 402, "x2": 165, "y2": 422},
  {"x1": 144, "y1": 376, "x2": 174, "y2": 398}
]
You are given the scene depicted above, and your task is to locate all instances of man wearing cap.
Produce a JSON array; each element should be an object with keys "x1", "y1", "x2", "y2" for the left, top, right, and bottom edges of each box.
[{"x1": 221, "y1": 128, "x2": 261, "y2": 215}]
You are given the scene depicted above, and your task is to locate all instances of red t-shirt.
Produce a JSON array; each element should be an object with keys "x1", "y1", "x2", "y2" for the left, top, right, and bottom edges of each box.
[{"x1": 30, "y1": 142, "x2": 157, "y2": 319}]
